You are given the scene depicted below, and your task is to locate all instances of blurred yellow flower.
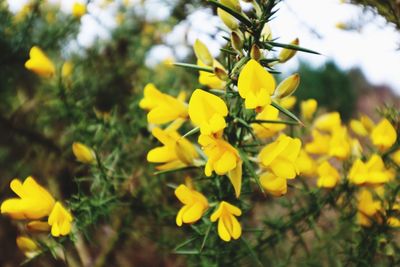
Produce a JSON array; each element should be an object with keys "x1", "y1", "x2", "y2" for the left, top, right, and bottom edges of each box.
[
  {"x1": 147, "y1": 127, "x2": 198, "y2": 170},
  {"x1": 316, "y1": 162, "x2": 339, "y2": 188},
  {"x1": 278, "y1": 38, "x2": 299, "y2": 63},
  {"x1": 392, "y1": 149, "x2": 400, "y2": 165},
  {"x1": 259, "y1": 134, "x2": 302, "y2": 179},
  {"x1": 357, "y1": 189, "x2": 382, "y2": 227},
  {"x1": 25, "y1": 46, "x2": 55, "y2": 77},
  {"x1": 1, "y1": 177, "x2": 55, "y2": 220},
  {"x1": 210, "y1": 201, "x2": 242, "y2": 242},
  {"x1": 27, "y1": 221, "x2": 51, "y2": 233},
  {"x1": 296, "y1": 150, "x2": 317, "y2": 177},
  {"x1": 72, "y1": 142, "x2": 96, "y2": 164},
  {"x1": 300, "y1": 99, "x2": 317, "y2": 120},
  {"x1": 48, "y1": 202, "x2": 73, "y2": 237},
  {"x1": 16, "y1": 236, "x2": 39, "y2": 258},
  {"x1": 198, "y1": 134, "x2": 242, "y2": 197},
  {"x1": 370, "y1": 118, "x2": 397, "y2": 151},
  {"x1": 260, "y1": 172, "x2": 287, "y2": 196},
  {"x1": 61, "y1": 61, "x2": 73, "y2": 78},
  {"x1": 175, "y1": 184, "x2": 208, "y2": 226},
  {"x1": 328, "y1": 126, "x2": 351, "y2": 160},
  {"x1": 188, "y1": 89, "x2": 228, "y2": 136},
  {"x1": 72, "y1": 2, "x2": 86, "y2": 18},
  {"x1": 139, "y1": 83, "x2": 188, "y2": 124},
  {"x1": 252, "y1": 105, "x2": 286, "y2": 138},
  {"x1": 305, "y1": 130, "x2": 330, "y2": 155},
  {"x1": 314, "y1": 112, "x2": 341, "y2": 133},
  {"x1": 387, "y1": 204, "x2": 400, "y2": 227},
  {"x1": 238, "y1": 59, "x2": 275, "y2": 110},
  {"x1": 198, "y1": 60, "x2": 226, "y2": 89},
  {"x1": 348, "y1": 154, "x2": 394, "y2": 185}
]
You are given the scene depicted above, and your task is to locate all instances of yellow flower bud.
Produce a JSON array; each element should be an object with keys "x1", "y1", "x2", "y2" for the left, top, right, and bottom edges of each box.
[
  {"x1": 231, "y1": 31, "x2": 243, "y2": 53},
  {"x1": 194, "y1": 39, "x2": 213, "y2": 66},
  {"x1": 217, "y1": 8, "x2": 239, "y2": 30},
  {"x1": 220, "y1": 0, "x2": 242, "y2": 12},
  {"x1": 62, "y1": 61, "x2": 73, "y2": 78},
  {"x1": 370, "y1": 118, "x2": 397, "y2": 151},
  {"x1": 278, "y1": 38, "x2": 299, "y2": 63},
  {"x1": 27, "y1": 221, "x2": 51, "y2": 233},
  {"x1": 250, "y1": 44, "x2": 261, "y2": 61},
  {"x1": 16, "y1": 236, "x2": 39, "y2": 258},
  {"x1": 274, "y1": 74, "x2": 300, "y2": 99},
  {"x1": 72, "y1": 142, "x2": 96, "y2": 164}
]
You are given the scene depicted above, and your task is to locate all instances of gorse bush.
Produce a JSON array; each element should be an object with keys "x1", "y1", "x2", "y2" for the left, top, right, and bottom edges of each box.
[{"x1": 0, "y1": 0, "x2": 399, "y2": 267}]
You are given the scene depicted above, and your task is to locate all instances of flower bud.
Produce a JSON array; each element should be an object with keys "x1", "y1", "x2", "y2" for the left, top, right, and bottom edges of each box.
[
  {"x1": 217, "y1": 8, "x2": 239, "y2": 30},
  {"x1": 16, "y1": 236, "x2": 40, "y2": 258},
  {"x1": 221, "y1": 0, "x2": 241, "y2": 13},
  {"x1": 27, "y1": 221, "x2": 51, "y2": 233},
  {"x1": 231, "y1": 31, "x2": 243, "y2": 53},
  {"x1": 214, "y1": 66, "x2": 228, "y2": 81},
  {"x1": 72, "y1": 142, "x2": 96, "y2": 164},
  {"x1": 261, "y1": 23, "x2": 272, "y2": 41},
  {"x1": 250, "y1": 44, "x2": 261, "y2": 61},
  {"x1": 278, "y1": 38, "x2": 299, "y2": 63},
  {"x1": 194, "y1": 39, "x2": 213, "y2": 66},
  {"x1": 274, "y1": 74, "x2": 300, "y2": 99}
]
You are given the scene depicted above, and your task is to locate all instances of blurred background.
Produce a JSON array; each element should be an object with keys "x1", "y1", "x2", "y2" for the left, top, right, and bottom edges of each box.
[{"x1": 1, "y1": 0, "x2": 399, "y2": 266}]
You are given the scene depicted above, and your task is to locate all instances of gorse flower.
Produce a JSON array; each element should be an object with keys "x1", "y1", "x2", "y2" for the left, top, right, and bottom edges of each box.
[
  {"x1": 72, "y1": 142, "x2": 96, "y2": 164},
  {"x1": 1, "y1": 177, "x2": 55, "y2": 220},
  {"x1": 300, "y1": 99, "x2": 317, "y2": 120},
  {"x1": 25, "y1": 46, "x2": 55, "y2": 77},
  {"x1": 175, "y1": 184, "x2": 208, "y2": 226},
  {"x1": 147, "y1": 127, "x2": 198, "y2": 170},
  {"x1": 72, "y1": 2, "x2": 86, "y2": 18},
  {"x1": 139, "y1": 83, "x2": 188, "y2": 124},
  {"x1": 296, "y1": 150, "x2": 317, "y2": 177},
  {"x1": 198, "y1": 134, "x2": 242, "y2": 197},
  {"x1": 258, "y1": 135, "x2": 301, "y2": 179},
  {"x1": 237, "y1": 59, "x2": 275, "y2": 110},
  {"x1": 188, "y1": 89, "x2": 228, "y2": 136},
  {"x1": 348, "y1": 154, "x2": 394, "y2": 185},
  {"x1": 313, "y1": 112, "x2": 341, "y2": 133},
  {"x1": 328, "y1": 126, "x2": 351, "y2": 160},
  {"x1": 357, "y1": 189, "x2": 382, "y2": 227},
  {"x1": 349, "y1": 114, "x2": 374, "y2": 137},
  {"x1": 48, "y1": 202, "x2": 73, "y2": 237},
  {"x1": 316, "y1": 161, "x2": 340, "y2": 188},
  {"x1": 260, "y1": 173, "x2": 287, "y2": 196},
  {"x1": 252, "y1": 105, "x2": 286, "y2": 138},
  {"x1": 198, "y1": 60, "x2": 226, "y2": 89},
  {"x1": 370, "y1": 118, "x2": 397, "y2": 151},
  {"x1": 210, "y1": 201, "x2": 242, "y2": 242}
]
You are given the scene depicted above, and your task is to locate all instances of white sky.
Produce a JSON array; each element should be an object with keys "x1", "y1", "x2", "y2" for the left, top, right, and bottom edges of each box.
[{"x1": 7, "y1": 0, "x2": 400, "y2": 94}]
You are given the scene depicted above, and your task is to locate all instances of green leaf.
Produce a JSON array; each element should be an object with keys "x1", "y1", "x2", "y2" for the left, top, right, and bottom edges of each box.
[
  {"x1": 173, "y1": 63, "x2": 213, "y2": 73},
  {"x1": 271, "y1": 101, "x2": 303, "y2": 126},
  {"x1": 250, "y1": 119, "x2": 300, "y2": 125},
  {"x1": 264, "y1": 41, "x2": 320, "y2": 55},
  {"x1": 154, "y1": 166, "x2": 199, "y2": 175},
  {"x1": 182, "y1": 127, "x2": 200, "y2": 138},
  {"x1": 207, "y1": 0, "x2": 252, "y2": 27}
]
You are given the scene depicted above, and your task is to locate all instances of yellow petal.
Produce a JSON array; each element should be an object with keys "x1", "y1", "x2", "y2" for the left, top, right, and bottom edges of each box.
[
  {"x1": 214, "y1": 151, "x2": 237, "y2": 175},
  {"x1": 182, "y1": 202, "x2": 204, "y2": 224},
  {"x1": 260, "y1": 173, "x2": 287, "y2": 196},
  {"x1": 218, "y1": 216, "x2": 232, "y2": 241},
  {"x1": 228, "y1": 160, "x2": 242, "y2": 198},
  {"x1": 370, "y1": 118, "x2": 397, "y2": 151},
  {"x1": 194, "y1": 39, "x2": 213, "y2": 66}
]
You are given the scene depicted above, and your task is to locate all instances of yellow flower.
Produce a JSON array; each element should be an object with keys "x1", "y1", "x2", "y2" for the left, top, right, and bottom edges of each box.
[
  {"x1": 139, "y1": 83, "x2": 188, "y2": 124},
  {"x1": 273, "y1": 74, "x2": 300, "y2": 99},
  {"x1": 175, "y1": 184, "x2": 208, "y2": 226},
  {"x1": 278, "y1": 38, "x2": 299, "y2": 63},
  {"x1": 198, "y1": 59, "x2": 226, "y2": 89},
  {"x1": 252, "y1": 105, "x2": 286, "y2": 138},
  {"x1": 392, "y1": 149, "x2": 400, "y2": 165},
  {"x1": 1, "y1": 177, "x2": 55, "y2": 220},
  {"x1": 237, "y1": 59, "x2": 276, "y2": 110},
  {"x1": 313, "y1": 112, "x2": 341, "y2": 133},
  {"x1": 48, "y1": 202, "x2": 73, "y2": 237},
  {"x1": 316, "y1": 162, "x2": 340, "y2": 188},
  {"x1": 147, "y1": 127, "x2": 198, "y2": 170},
  {"x1": 258, "y1": 135, "x2": 302, "y2": 179},
  {"x1": 25, "y1": 46, "x2": 55, "y2": 77},
  {"x1": 305, "y1": 130, "x2": 330, "y2": 155},
  {"x1": 300, "y1": 99, "x2": 317, "y2": 120},
  {"x1": 357, "y1": 189, "x2": 382, "y2": 227},
  {"x1": 349, "y1": 115, "x2": 374, "y2": 136},
  {"x1": 188, "y1": 89, "x2": 228, "y2": 135},
  {"x1": 279, "y1": 96, "x2": 297, "y2": 110},
  {"x1": 387, "y1": 204, "x2": 400, "y2": 227},
  {"x1": 296, "y1": 150, "x2": 316, "y2": 177},
  {"x1": 210, "y1": 201, "x2": 242, "y2": 242},
  {"x1": 328, "y1": 126, "x2": 351, "y2": 160},
  {"x1": 72, "y1": 142, "x2": 96, "y2": 164},
  {"x1": 72, "y1": 2, "x2": 86, "y2": 18},
  {"x1": 370, "y1": 118, "x2": 397, "y2": 151},
  {"x1": 198, "y1": 134, "x2": 242, "y2": 197},
  {"x1": 259, "y1": 173, "x2": 287, "y2": 196},
  {"x1": 16, "y1": 236, "x2": 39, "y2": 258},
  {"x1": 348, "y1": 154, "x2": 394, "y2": 185},
  {"x1": 62, "y1": 61, "x2": 73, "y2": 78}
]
